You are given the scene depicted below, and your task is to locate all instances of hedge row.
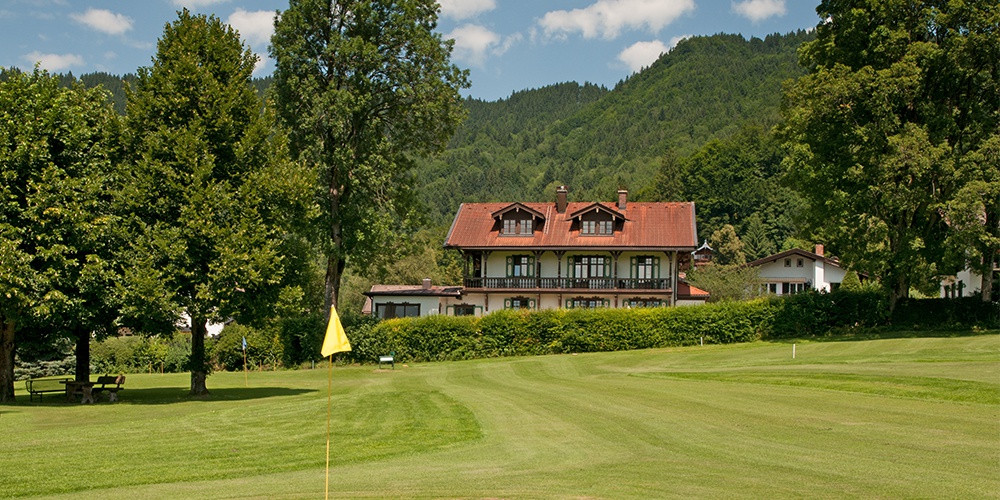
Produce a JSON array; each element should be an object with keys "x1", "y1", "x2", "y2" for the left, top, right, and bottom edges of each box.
[{"x1": 341, "y1": 292, "x2": 998, "y2": 364}]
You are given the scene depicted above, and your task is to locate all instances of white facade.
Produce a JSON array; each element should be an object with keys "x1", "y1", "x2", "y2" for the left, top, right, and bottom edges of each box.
[
  {"x1": 749, "y1": 247, "x2": 847, "y2": 295},
  {"x1": 940, "y1": 268, "x2": 985, "y2": 298}
]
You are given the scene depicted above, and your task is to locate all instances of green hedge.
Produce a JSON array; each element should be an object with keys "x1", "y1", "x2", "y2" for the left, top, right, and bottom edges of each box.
[{"x1": 341, "y1": 292, "x2": 998, "y2": 364}]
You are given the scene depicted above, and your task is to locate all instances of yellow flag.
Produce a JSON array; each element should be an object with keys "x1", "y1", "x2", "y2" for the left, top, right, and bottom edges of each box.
[{"x1": 321, "y1": 305, "x2": 352, "y2": 356}]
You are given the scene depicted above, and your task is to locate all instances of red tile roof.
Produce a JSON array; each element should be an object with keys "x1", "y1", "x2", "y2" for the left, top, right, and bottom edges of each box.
[{"x1": 445, "y1": 201, "x2": 698, "y2": 250}]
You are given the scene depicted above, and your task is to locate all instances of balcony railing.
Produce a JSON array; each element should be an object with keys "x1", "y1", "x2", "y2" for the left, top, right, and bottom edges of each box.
[{"x1": 463, "y1": 277, "x2": 672, "y2": 291}]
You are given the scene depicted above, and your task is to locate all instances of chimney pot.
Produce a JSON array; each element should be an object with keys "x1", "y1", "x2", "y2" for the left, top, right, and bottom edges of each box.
[
  {"x1": 422, "y1": 278, "x2": 431, "y2": 290},
  {"x1": 617, "y1": 189, "x2": 628, "y2": 210},
  {"x1": 556, "y1": 185, "x2": 568, "y2": 213}
]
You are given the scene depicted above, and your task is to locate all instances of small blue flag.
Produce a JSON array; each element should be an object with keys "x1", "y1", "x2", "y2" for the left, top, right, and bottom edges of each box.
[{"x1": 242, "y1": 336, "x2": 247, "y2": 351}]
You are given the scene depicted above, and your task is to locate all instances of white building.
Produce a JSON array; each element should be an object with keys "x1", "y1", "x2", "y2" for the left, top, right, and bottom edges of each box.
[{"x1": 747, "y1": 245, "x2": 848, "y2": 295}]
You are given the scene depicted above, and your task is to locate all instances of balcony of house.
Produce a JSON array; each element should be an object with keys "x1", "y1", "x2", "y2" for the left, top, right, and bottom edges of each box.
[{"x1": 463, "y1": 276, "x2": 672, "y2": 291}]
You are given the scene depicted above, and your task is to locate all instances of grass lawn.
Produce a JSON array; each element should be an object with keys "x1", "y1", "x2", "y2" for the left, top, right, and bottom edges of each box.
[{"x1": 2, "y1": 331, "x2": 998, "y2": 499}]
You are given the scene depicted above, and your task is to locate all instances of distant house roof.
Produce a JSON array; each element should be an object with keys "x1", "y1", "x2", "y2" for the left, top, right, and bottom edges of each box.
[
  {"x1": 567, "y1": 202, "x2": 627, "y2": 221},
  {"x1": 747, "y1": 248, "x2": 842, "y2": 268},
  {"x1": 364, "y1": 284, "x2": 463, "y2": 298},
  {"x1": 676, "y1": 280, "x2": 710, "y2": 299},
  {"x1": 444, "y1": 201, "x2": 698, "y2": 250}
]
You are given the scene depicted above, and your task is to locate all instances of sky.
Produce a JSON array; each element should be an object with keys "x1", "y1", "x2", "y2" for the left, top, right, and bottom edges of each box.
[{"x1": 1, "y1": 0, "x2": 821, "y2": 101}]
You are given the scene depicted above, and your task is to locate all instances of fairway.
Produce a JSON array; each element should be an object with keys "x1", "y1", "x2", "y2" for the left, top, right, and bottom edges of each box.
[{"x1": 2, "y1": 333, "x2": 998, "y2": 499}]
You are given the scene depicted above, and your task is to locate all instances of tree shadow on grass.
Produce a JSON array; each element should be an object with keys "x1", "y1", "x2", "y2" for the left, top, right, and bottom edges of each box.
[
  {"x1": 768, "y1": 327, "x2": 999, "y2": 344},
  {"x1": 12, "y1": 386, "x2": 315, "y2": 406}
]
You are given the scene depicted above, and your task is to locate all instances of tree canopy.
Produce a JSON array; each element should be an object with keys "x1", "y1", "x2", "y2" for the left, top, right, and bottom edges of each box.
[
  {"x1": 122, "y1": 10, "x2": 309, "y2": 395},
  {"x1": 269, "y1": 0, "x2": 469, "y2": 311},
  {"x1": 781, "y1": 0, "x2": 999, "y2": 306},
  {"x1": 0, "y1": 69, "x2": 121, "y2": 400}
]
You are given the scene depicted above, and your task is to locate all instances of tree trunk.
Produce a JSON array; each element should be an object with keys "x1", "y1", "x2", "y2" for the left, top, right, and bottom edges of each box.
[
  {"x1": 74, "y1": 329, "x2": 91, "y2": 382},
  {"x1": 189, "y1": 316, "x2": 210, "y2": 396},
  {"x1": 0, "y1": 318, "x2": 15, "y2": 402},
  {"x1": 324, "y1": 254, "x2": 346, "y2": 313},
  {"x1": 982, "y1": 253, "x2": 995, "y2": 303}
]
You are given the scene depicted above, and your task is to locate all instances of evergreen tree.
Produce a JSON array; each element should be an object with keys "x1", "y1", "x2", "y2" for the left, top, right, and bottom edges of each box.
[{"x1": 742, "y1": 213, "x2": 776, "y2": 261}]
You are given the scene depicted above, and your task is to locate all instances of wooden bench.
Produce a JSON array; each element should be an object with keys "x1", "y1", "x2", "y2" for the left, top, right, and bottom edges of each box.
[
  {"x1": 378, "y1": 352, "x2": 395, "y2": 370},
  {"x1": 25, "y1": 377, "x2": 72, "y2": 402},
  {"x1": 91, "y1": 375, "x2": 126, "y2": 402}
]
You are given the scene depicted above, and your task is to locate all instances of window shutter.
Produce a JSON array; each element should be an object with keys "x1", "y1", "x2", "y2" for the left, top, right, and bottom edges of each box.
[
  {"x1": 603, "y1": 259, "x2": 611, "y2": 278},
  {"x1": 528, "y1": 255, "x2": 535, "y2": 277},
  {"x1": 565, "y1": 299, "x2": 572, "y2": 308},
  {"x1": 506, "y1": 256, "x2": 513, "y2": 277},
  {"x1": 630, "y1": 256, "x2": 637, "y2": 279},
  {"x1": 654, "y1": 256, "x2": 660, "y2": 279},
  {"x1": 504, "y1": 298, "x2": 511, "y2": 308},
  {"x1": 529, "y1": 299, "x2": 536, "y2": 309}
]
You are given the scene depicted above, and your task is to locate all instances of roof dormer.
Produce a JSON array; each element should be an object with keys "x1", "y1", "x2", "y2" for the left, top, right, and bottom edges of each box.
[
  {"x1": 492, "y1": 203, "x2": 545, "y2": 236},
  {"x1": 568, "y1": 203, "x2": 626, "y2": 236}
]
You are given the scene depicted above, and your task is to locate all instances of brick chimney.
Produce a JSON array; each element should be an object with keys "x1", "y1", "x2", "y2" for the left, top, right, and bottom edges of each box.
[
  {"x1": 815, "y1": 244, "x2": 824, "y2": 257},
  {"x1": 422, "y1": 278, "x2": 431, "y2": 290},
  {"x1": 617, "y1": 189, "x2": 628, "y2": 210},
  {"x1": 556, "y1": 185, "x2": 568, "y2": 213}
]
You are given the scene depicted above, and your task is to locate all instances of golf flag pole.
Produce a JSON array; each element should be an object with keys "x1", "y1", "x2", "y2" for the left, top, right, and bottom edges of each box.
[
  {"x1": 322, "y1": 304, "x2": 351, "y2": 500},
  {"x1": 242, "y1": 336, "x2": 248, "y2": 387}
]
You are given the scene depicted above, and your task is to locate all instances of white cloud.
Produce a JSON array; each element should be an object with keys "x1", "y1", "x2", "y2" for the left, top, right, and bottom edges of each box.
[
  {"x1": 732, "y1": 0, "x2": 786, "y2": 22},
  {"x1": 227, "y1": 9, "x2": 275, "y2": 47},
  {"x1": 446, "y1": 24, "x2": 500, "y2": 67},
  {"x1": 618, "y1": 40, "x2": 667, "y2": 72},
  {"x1": 540, "y1": 0, "x2": 695, "y2": 40},
  {"x1": 23, "y1": 51, "x2": 84, "y2": 71},
  {"x1": 70, "y1": 8, "x2": 133, "y2": 36},
  {"x1": 668, "y1": 34, "x2": 692, "y2": 50},
  {"x1": 438, "y1": 0, "x2": 495, "y2": 20},
  {"x1": 172, "y1": 0, "x2": 230, "y2": 9}
]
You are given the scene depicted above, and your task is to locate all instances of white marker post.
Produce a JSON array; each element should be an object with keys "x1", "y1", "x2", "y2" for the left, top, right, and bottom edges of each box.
[{"x1": 792, "y1": 343, "x2": 796, "y2": 359}]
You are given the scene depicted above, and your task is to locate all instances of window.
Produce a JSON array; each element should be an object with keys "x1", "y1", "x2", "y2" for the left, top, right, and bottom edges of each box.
[
  {"x1": 781, "y1": 282, "x2": 806, "y2": 295},
  {"x1": 796, "y1": 258, "x2": 804, "y2": 268},
  {"x1": 625, "y1": 298, "x2": 661, "y2": 308},
  {"x1": 784, "y1": 258, "x2": 791, "y2": 267},
  {"x1": 632, "y1": 256, "x2": 659, "y2": 280},
  {"x1": 505, "y1": 296, "x2": 535, "y2": 310},
  {"x1": 571, "y1": 255, "x2": 609, "y2": 279},
  {"x1": 506, "y1": 255, "x2": 534, "y2": 277},
  {"x1": 581, "y1": 218, "x2": 613, "y2": 235},
  {"x1": 768, "y1": 283, "x2": 778, "y2": 294},
  {"x1": 567, "y1": 297, "x2": 609, "y2": 309},
  {"x1": 452, "y1": 304, "x2": 478, "y2": 316},
  {"x1": 376, "y1": 302, "x2": 420, "y2": 319},
  {"x1": 501, "y1": 216, "x2": 534, "y2": 236}
]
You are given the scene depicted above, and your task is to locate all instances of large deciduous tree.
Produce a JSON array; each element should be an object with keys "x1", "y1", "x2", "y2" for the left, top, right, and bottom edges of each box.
[
  {"x1": 123, "y1": 10, "x2": 308, "y2": 395},
  {"x1": 781, "y1": 1, "x2": 999, "y2": 308},
  {"x1": 269, "y1": 0, "x2": 469, "y2": 311},
  {"x1": 0, "y1": 69, "x2": 121, "y2": 401}
]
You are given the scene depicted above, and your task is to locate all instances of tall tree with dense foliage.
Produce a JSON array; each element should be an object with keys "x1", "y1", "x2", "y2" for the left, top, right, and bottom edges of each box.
[
  {"x1": 781, "y1": 1, "x2": 999, "y2": 308},
  {"x1": 122, "y1": 10, "x2": 309, "y2": 395},
  {"x1": 269, "y1": 0, "x2": 469, "y2": 311},
  {"x1": 0, "y1": 69, "x2": 121, "y2": 401}
]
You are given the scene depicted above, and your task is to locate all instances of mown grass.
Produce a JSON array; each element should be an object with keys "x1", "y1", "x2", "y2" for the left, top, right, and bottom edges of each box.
[{"x1": 1, "y1": 331, "x2": 998, "y2": 499}]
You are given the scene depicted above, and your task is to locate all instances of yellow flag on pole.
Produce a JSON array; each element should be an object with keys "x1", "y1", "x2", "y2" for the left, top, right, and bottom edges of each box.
[{"x1": 321, "y1": 304, "x2": 351, "y2": 356}]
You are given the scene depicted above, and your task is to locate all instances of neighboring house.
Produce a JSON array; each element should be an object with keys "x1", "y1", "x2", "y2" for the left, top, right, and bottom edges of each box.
[
  {"x1": 437, "y1": 186, "x2": 700, "y2": 313},
  {"x1": 363, "y1": 280, "x2": 465, "y2": 319},
  {"x1": 747, "y1": 245, "x2": 847, "y2": 295},
  {"x1": 675, "y1": 280, "x2": 711, "y2": 306},
  {"x1": 940, "y1": 264, "x2": 999, "y2": 299}
]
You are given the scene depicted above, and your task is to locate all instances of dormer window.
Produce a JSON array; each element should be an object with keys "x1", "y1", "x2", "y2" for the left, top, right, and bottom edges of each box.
[
  {"x1": 501, "y1": 216, "x2": 533, "y2": 236},
  {"x1": 570, "y1": 203, "x2": 625, "y2": 236},
  {"x1": 492, "y1": 203, "x2": 544, "y2": 236}
]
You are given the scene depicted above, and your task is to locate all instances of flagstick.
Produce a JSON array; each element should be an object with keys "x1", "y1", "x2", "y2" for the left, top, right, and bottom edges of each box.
[
  {"x1": 243, "y1": 348, "x2": 248, "y2": 387},
  {"x1": 325, "y1": 354, "x2": 333, "y2": 500}
]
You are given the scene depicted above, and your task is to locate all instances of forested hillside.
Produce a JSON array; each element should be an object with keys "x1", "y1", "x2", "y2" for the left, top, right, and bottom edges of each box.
[{"x1": 416, "y1": 30, "x2": 813, "y2": 223}]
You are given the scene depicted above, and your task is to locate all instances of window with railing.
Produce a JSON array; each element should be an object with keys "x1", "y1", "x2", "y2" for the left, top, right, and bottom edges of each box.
[
  {"x1": 631, "y1": 255, "x2": 659, "y2": 280},
  {"x1": 625, "y1": 298, "x2": 662, "y2": 308},
  {"x1": 506, "y1": 255, "x2": 535, "y2": 277},
  {"x1": 570, "y1": 255, "x2": 609, "y2": 279}
]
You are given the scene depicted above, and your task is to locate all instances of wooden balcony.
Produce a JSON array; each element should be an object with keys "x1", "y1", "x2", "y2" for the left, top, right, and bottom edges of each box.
[{"x1": 463, "y1": 277, "x2": 672, "y2": 291}]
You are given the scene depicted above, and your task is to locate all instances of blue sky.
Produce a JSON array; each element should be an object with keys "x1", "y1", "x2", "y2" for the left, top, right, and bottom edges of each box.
[{"x1": 1, "y1": 0, "x2": 820, "y2": 101}]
